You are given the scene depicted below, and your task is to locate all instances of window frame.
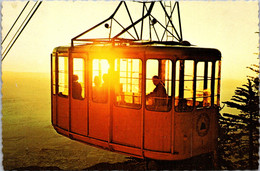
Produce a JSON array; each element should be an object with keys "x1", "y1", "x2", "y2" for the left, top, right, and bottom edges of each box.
[
  {"x1": 72, "y1": 57, "x2": 86, "y2": 100},
  {"x1": 174, "y1": 59, "x2": 195, "y2": 112},
  {"x1": 195, "y1": 61, "x2": 214, "y2": 109},
  {"x1": 91, "y1": 58, "x2": 110, "y2": 104},
  {"x1": 114, "y1": 57, "x2": 143, "y2": 109},
  {"x1": 145, "y1": 58, "x2": 173, "y2": 112},
  {"x1": 174, "y1": 59, "x2": 220, "y2": 112},
  {"x1": 57, "y1": 54, "x2": 69, "y2": 98}
]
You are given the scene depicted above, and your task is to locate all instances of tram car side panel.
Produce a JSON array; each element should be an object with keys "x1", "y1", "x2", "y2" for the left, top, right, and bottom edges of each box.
[
  {"x1": 88, "y1": 100, "x2": 110, "y2": 141},
  {"x1": 192, "y1": 108, "x2": 218, "y2": 156},
  {"x1": 70, "y1": 97, "x2": 88, "y2": 136},
  {"x1": 144, "y1": 109, "x2": 171, "y2": 152},
  {"x1": 112, "y1": 107, "x2": 142, "y2": 147},
  {"x1": 56, "y1": 82, "x2": 69, "y2": 130},
  {"x1": 174, "y1": 112, "x2": 192, "y2": 157}
]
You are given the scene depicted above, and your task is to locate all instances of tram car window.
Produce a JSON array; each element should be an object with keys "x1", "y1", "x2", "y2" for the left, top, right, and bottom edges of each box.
[
  {"x1": 114, "y1": 58, "x2": 142, "y2": 109},
  {"x1": 58, "y1": 56, "x2": 68, "y2": 97},
  {"x1": 175, "y1": 60, "x2": 194, "y2": 112},
  {"x1": 146, "y1": 59, "x2": 172, "y2": 112},
  {"x1": 196, "y1": 61, "x2": 212, "y2": 108},
  {"x1": 72, "y1": 58, "x2": 85, "y2": 100},
  {"x1": 92, "y1": 59, "x2": 110, "y2": 103}
]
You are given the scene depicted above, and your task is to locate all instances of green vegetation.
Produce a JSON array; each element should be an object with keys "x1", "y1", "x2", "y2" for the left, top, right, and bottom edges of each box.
[{"x1": 218, "y1": 64, "x2": 259, "y2": 169}]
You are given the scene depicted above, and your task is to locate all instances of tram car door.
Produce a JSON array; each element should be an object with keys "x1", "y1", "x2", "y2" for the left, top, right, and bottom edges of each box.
[
  {"x1": 111, "y1": 56, "x2": 143, "y2": 149},
  {"x1": 144, "y1": 58, "x2": 173, "y2": 153},
  {"x1": 88, "y1": 56, "x2": 111, "y2": 141},
  {"x1": 70, "y1": 52, "x2": 88, "y2": 136},
  {"x1": 56, "y1": 52, "x2": 70, "y2": 131}
]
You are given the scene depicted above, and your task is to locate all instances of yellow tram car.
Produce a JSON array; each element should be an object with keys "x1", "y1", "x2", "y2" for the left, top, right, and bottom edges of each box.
[{"x1": 51, "y1": 43, "x2": 221, "y2": 160}]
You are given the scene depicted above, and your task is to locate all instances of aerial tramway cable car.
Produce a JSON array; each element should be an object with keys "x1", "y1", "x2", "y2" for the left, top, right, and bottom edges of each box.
[{"x1": 51, "y1": 1, "x2": 221, "y2": 161}]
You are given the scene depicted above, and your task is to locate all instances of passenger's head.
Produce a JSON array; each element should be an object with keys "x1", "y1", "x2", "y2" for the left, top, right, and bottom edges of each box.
[
  {"x1": 152, "y1": 76, "x2": 160, "y2": 86},
  {"x1": 73, "y1": 75, "x2": 78, "y2": 82},
  {"x1": 94, "y1": 76, "x2": 100, "y2": 87}
]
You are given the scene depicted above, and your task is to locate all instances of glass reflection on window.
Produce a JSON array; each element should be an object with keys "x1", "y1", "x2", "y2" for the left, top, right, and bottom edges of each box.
[
  {"x1": 114, "y1": 58, "x2": 142, "y2": 108},
  {"x1": 92, "y1": 59, "x2": 109, "y2": 103}
]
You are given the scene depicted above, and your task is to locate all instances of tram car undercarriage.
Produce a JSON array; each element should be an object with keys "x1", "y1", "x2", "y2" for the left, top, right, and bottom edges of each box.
[{"x1": 51, "y1": 1, "x2": 221, "y2": 161}]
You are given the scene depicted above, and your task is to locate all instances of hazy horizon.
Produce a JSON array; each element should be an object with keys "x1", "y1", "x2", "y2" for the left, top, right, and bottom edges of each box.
[{"x1": 2, "y1": 71, "x2": 245, "y2": 115}]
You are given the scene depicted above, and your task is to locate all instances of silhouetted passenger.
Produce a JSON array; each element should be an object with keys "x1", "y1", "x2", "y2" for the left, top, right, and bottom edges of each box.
[
  {"x1": 147, "y1": 76, "x2": 167, "y2": 106},
  {"x1": 72, "y1": 75, "x2": 83, "y2": 100},
  {"x1": 93, "y1": 76, "x2": 104, "y2": 102},
  {"x1": 102, "y1": 73, "x2": 109, "y2": 102}
]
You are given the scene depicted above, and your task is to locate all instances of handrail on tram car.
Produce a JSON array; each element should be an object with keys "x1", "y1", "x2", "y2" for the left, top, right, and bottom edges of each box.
[
  {"x1": 71, "y1": 1, "x2": 184, "y2": 47},
  {"x1": 72, "y1": 38, "x2": 191, "y2": 46}
]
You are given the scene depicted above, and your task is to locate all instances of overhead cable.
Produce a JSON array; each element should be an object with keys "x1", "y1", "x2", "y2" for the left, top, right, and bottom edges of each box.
[
  {"x1": 2, "y1": 1, "x2": 30, "y2": 45},
  {"x1": 2, "y1": 1, "x2": 38, "y2": 56},
  {"x1": 2, "y1": 1, "x2": 42, "y2": 61}
]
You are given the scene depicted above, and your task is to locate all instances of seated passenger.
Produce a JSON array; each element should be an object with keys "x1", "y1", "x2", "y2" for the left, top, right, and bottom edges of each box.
[
  {"x1": 147, "y1": 76, "x2": 168, "y2": 107},
  {"x1": 72, "y1": 74, "x2": 83, "y2": 100},
  {"x1": 92, "y1": 76, "x2": 104, "y2": 102}
]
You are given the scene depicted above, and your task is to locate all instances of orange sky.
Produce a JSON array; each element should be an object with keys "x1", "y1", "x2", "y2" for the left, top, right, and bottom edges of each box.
[{"x1": 1, "y1": 1, "x2": 259, "y2": 82}]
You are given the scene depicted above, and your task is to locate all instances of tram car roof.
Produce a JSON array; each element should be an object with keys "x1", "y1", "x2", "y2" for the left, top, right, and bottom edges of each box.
[{"x1": 53, "y1": 43, "x2": 221, "y2": 61}]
